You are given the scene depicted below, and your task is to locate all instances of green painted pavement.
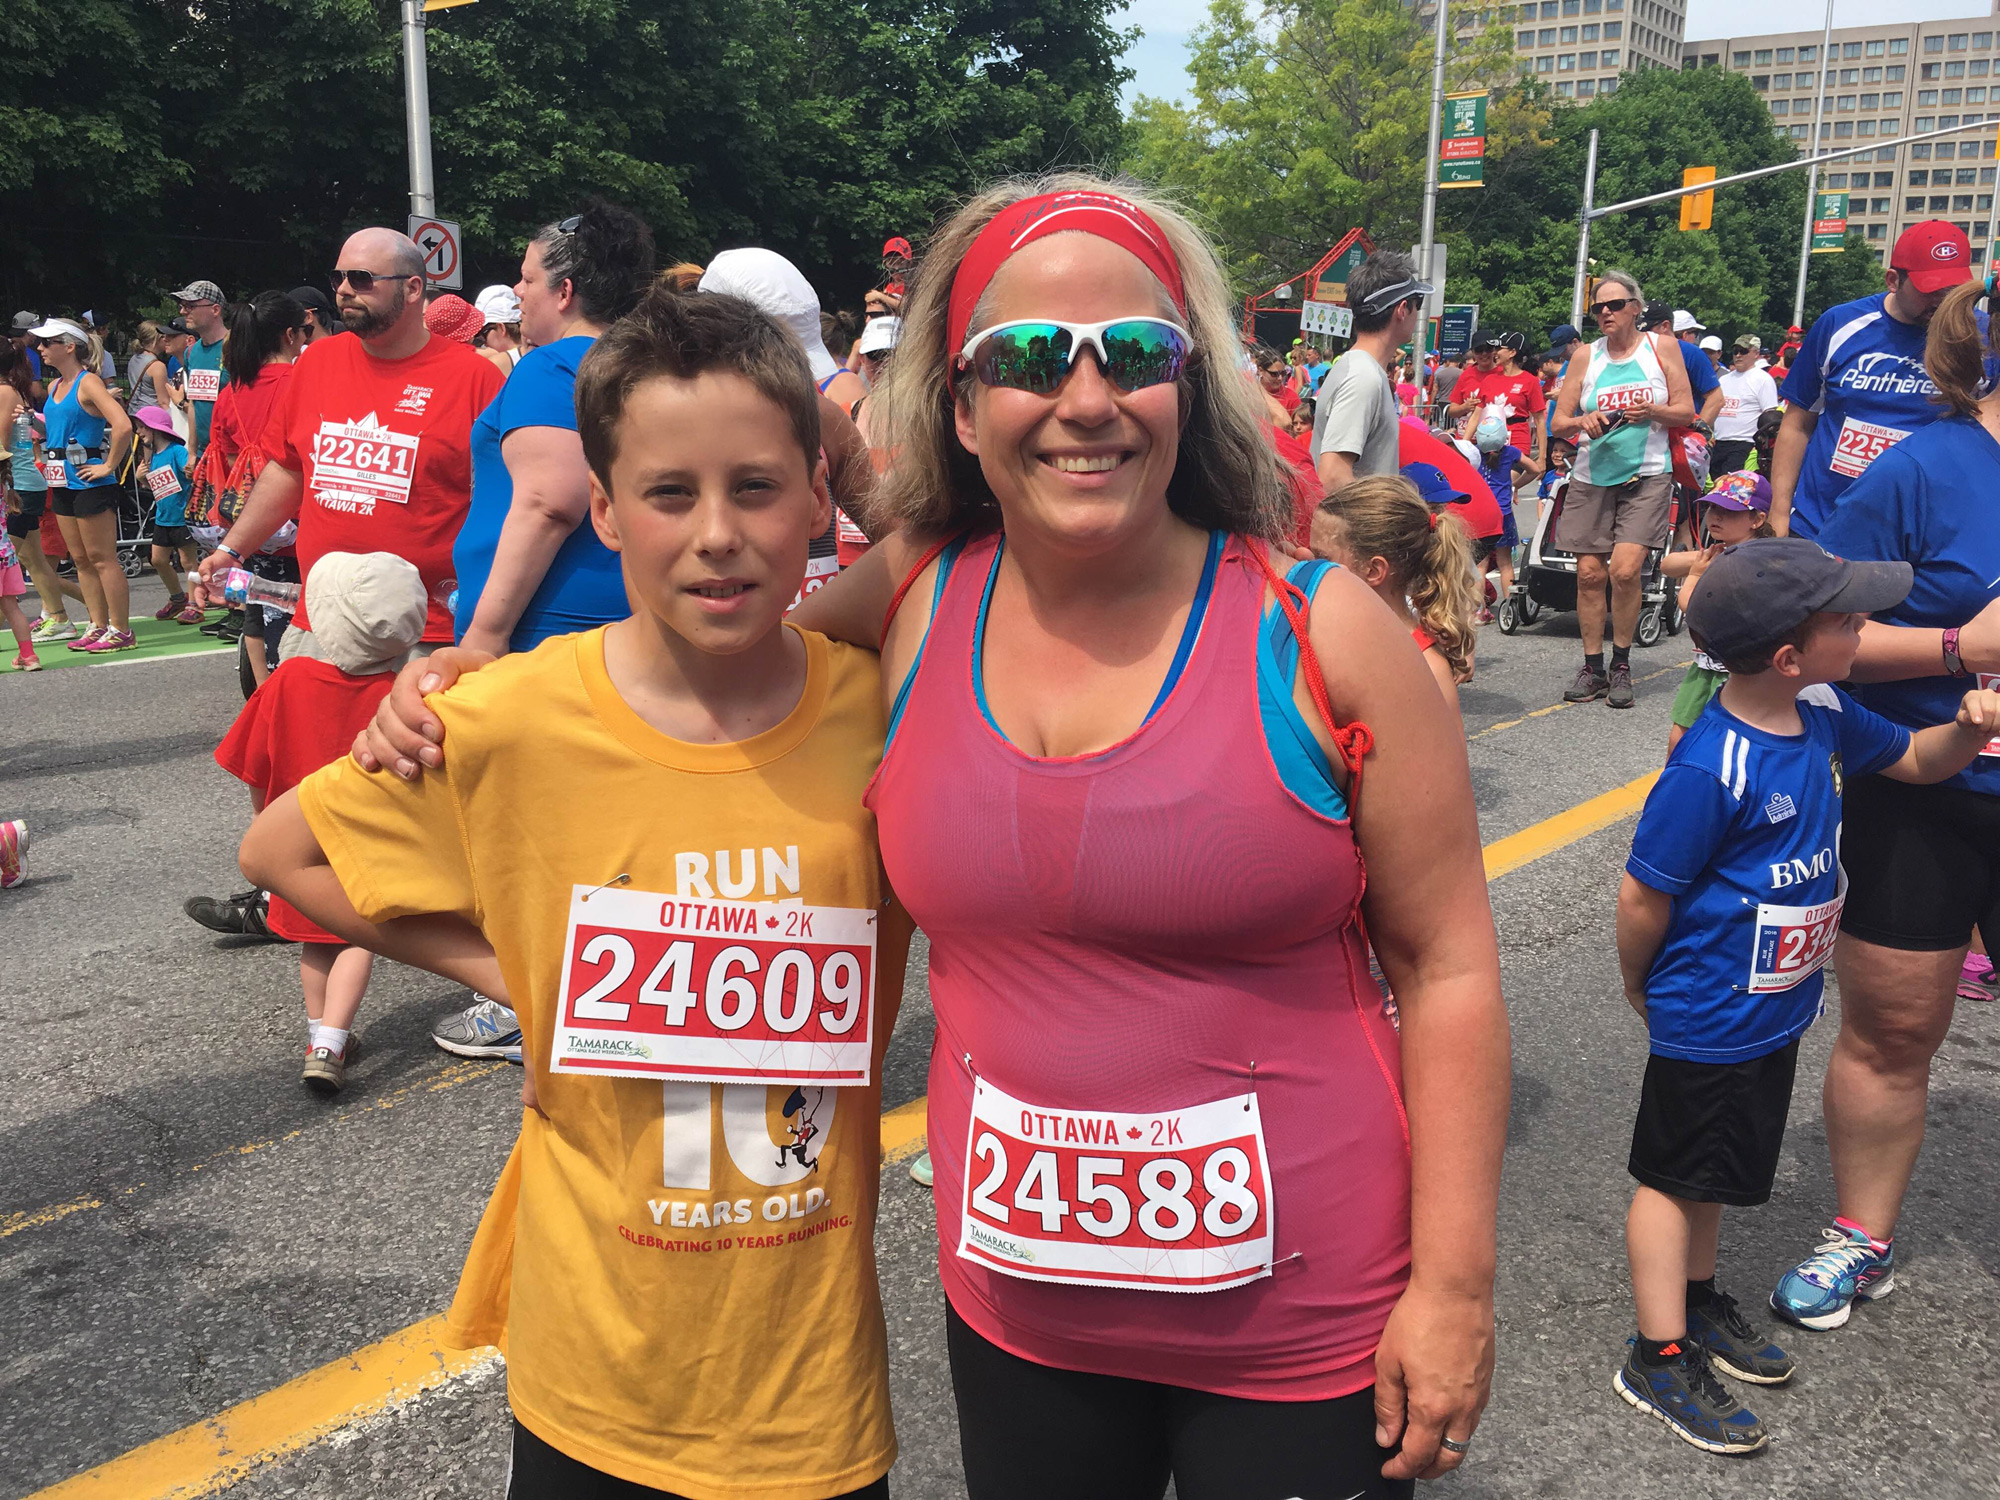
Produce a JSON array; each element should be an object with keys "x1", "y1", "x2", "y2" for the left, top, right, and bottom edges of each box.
[{"x1": 6, "y1": 613, "x2": 237, "y2": 673}]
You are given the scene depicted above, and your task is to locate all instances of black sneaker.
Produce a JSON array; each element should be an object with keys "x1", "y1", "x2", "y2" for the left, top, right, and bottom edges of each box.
[
  {"x1": 184, "y1": 887, "x2": 280, "y2": 939},
  {"x1": 1689, "y1": 1289, "x2": 1797, "y2": 1385},
  {"x1": 1607, "y1": 661, "x2": 1635, "y2": 709},
  {"x1": 1614, "y1": 1339, "x2": 1768, "y2": 1455},
  {"x1": 1565, "y1": 664, "x2": 1610, "y2": 702},
  {"x1": 201, "y1": 608, "x2": 245, "y2": 639}
]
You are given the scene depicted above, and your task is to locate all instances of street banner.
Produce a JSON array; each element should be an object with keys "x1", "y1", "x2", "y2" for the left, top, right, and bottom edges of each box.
[
  {"x1": 1810, "y1": 191, "x2": 1849, "y2": 254},
  {"x1": 1439, "y1": 90, "x2": 1488, "y2": 189}
]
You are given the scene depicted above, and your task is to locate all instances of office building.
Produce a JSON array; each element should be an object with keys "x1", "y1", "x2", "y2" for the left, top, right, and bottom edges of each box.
[
  {"x1": 1684, "y1": 8, "x2": 2000, "y2": 263},
  {"x1": 1497, "y1": 0, "x2": 1686, "y2": 103}
]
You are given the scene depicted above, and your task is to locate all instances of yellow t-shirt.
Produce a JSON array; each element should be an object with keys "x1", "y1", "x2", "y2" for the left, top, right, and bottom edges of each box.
[{"x1": 298, "y1": 625, "x2": 908, "y2": 1500}]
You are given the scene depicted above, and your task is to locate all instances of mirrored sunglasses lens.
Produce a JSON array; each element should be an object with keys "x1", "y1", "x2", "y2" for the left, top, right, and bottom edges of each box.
[
  {"x1": 1100, "y1": 322, "x2": 1188, "y2": 391},
  {"x1": 976, "y1": 324, "x2": 1074, "y2": 393}
]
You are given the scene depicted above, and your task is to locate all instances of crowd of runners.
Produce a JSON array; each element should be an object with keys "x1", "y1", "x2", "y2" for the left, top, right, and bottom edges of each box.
[{"x1": 8, "y1": 175, "x2": 2000, "y2": 1494}]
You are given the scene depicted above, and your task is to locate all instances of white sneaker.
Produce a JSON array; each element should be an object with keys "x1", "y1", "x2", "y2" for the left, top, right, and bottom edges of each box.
[{"x1": 30, "y1": 616, "x2": 77, "y2": 644}]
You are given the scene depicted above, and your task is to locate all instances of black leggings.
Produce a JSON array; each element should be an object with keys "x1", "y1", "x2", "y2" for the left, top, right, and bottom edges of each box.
[
  {"x1": 507, "y1": 1418, "x2": 890, "y2": 1500},
  {"x1": 947, "y1": 1304, "x2": 1414, "y2": 1500}
]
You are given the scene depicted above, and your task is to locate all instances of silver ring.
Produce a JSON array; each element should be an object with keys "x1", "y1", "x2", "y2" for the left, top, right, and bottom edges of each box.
[{"x1": 1439, "y1": 1436, "x2": 1472, "y2": 1455}]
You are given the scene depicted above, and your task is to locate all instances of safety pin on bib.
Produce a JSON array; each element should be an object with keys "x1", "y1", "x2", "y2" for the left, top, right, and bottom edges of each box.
[{"x1": 581, "y1": 872, "x2": 632, "y2": 902}]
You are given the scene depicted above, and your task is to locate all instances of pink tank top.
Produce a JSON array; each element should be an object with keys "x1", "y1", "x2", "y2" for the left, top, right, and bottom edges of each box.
[{"x1": 868, "y1": 531, "x2": 1411, "y2": 1400}]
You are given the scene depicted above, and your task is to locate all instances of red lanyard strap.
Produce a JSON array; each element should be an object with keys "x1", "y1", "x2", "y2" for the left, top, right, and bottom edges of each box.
[{"x1": 1249, "y1": 542, "x2": 1374, "y2": 803}]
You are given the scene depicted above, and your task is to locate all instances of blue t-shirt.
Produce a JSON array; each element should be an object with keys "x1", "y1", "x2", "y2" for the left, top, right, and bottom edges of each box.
[
  {"x1": 1816, "y1": 415, "x2": 2000, "y2": 795},
  {"x1": 1476, "y1": 444, "x2": 1520, "y2": 515},
  {"x1": 1626, "y1": 684, "x2": 1909, "y2": 1063},
  {"x1": 452, "y1": 336, "x2": 624, "y2": 651},
  {"x1": 1305, "y1": 360, "x2": 1330, "y2": 394},
  {"x1": 1675, "y1": 338, "x2": 1719, "y2": 401},
  {"x1": 147, "y1": 444, "x2": 191, "y2": 527},
  {"x1": 1778, "y1": 293, "x2": 1942, "y2": 540}
]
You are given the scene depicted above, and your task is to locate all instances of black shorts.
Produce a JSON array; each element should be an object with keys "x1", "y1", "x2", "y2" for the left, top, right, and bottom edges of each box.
[
  {"x1": 1709, "y1": 438, "x2": 1754, "y2": 477},
  {"x1": 152, "y1": 525, "x2": 193, "y2": 550},
  {"x1": 50, "y1": 486, "x2": 120, "y2": 519},
  {"x1": 1628, "y1": 1039, "x2": 1800, "y2": 1207},
  {"x1": 6, "y1": 488, "x2": 45, "y2": 538},
  {"x1": 946, "y1": 1303, "x2": 1413, "y2": 1500},
  {"x1": 506, "y1": 1416, "x2": 888, "y2": 1499},
  {"x1": 1841, "y1": 773, "x2": 2000, "y2": 952}
]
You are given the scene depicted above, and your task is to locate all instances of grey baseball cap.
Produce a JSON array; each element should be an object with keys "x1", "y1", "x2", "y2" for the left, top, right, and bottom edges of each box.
[
  {"x1": 169, "y1": 280, "x2": 224, "y2": 304},
  {"x1": 1687, "y1": 538, "x2": 1912, "y2": 660},
  {"x1": 10, "y1": 310, "x2": 40, "y2": 333}
]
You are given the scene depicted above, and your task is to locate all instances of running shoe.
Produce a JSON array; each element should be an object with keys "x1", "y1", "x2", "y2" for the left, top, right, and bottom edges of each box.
[
  {"x1": 12, "y1": 647, "x2": 40, "y2": 673},
  {"x1": 1564, "y1": 664, "x2": 1610, "y2": 702},
  {"x1": 183, "y1": 887, "x2": 279, "y2": 939},
  {"x1": 302, "y1": 1045, "x2": 347, "y2": 1096},
  {"x1": 0, "y1": 820, "x2": 26, "y2": 888},
  {"x1": 78, "y1": 628, "x2": 137, "y2": 654},
  {"x1": 30, "y1": 616, "x2": 77, "y2": 644},
  {"x1": 1607, "y1": 661, "x2": 1636, "y2": 709},
  {"x1": 174, "y1": 601, "x2": 205, "y2": 625},
  {"x1": 200, "y1": 608, "x2": 244, "y2": 639},
  {"x1": 909, "y1": 1151, "x2": 935, "y2": 1188},
  {"x1": 1688, "y1": 1289, "x2": 1796, "y2": 1384},
  {"x1": 1956, "y1": 958, "x2": 1999, "y2": 1003},
  {"x1": 430, "y1": 996, "x2": 522, "y2": 1061},
  {"x1": 66, "y1": 625, "x2": 106, "y2": 651},
  {"x1": 1772, "y1": 1223, "x2": 1895, "y2": 1330},
  {"x1": 1614, "y1": 1340, "x2": 1768, "y2": 1455},
  {"x1": 154, "y1": 594, "x2": 188, "y2": 620}
]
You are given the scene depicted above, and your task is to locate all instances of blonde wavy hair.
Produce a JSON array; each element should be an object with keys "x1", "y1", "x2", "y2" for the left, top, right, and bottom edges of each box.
[
  {"x1": 866, "y1": 171, "x2": 1295, "y2": 543},
  {"x1": 1316, "y1": 475, "x2": 1481, "y2": 684}
]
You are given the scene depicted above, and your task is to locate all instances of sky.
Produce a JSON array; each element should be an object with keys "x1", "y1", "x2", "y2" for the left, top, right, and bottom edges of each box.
[{"x1": 1118, "y1": 0, "x2": 2000, "y2": 107}]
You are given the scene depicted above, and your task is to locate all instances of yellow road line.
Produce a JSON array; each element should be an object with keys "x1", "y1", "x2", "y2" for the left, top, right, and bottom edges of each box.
[
  {"x1": 1467, "y1": 660, "x2": 1690, "y2": 742},
  {"x1": 32, "y1": 770, "x2": 1659, "y2": 1499},
  {"x1": 26, "y1": 1317, "x2": 493, "y2": 1500},
  {"x1": 1, "y1": 1197, "x2": 103, "y2": 1239},
  {"x1": 1483, "y1": 770, "x2": 1660, "y2": 881}
]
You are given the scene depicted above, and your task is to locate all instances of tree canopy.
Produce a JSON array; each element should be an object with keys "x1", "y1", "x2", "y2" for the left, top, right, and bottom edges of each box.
[{"x1": 0, "y1": 0, "x2": 1133, "y2": 319}]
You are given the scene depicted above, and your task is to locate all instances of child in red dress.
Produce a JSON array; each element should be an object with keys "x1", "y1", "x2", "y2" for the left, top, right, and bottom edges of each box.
[{"x1": 215, "y1": 552, "x2": 428, "y2": 1095}]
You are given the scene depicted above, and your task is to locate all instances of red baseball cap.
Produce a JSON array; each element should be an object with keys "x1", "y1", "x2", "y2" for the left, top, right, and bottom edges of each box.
[{"x1": 1890, "y1": 220, "x2": 1973, "y2": 293}]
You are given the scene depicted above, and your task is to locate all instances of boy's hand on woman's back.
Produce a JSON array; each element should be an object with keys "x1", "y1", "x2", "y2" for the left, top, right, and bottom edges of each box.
[{"x1": 351, "y1": 646, "x2": 496, "y2": 779}]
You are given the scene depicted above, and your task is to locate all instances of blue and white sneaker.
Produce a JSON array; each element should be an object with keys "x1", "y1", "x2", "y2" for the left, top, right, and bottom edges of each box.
[
  {"x1": 430, "y1": 995, "x2": 523, "y2": 1063},
  {"x1": 1615, "y1": 1340, "x2": 1768, "y2": 1455},
  {"x1": 1771, "y1": 1223, "x2": 1895, "y2": 1331}
]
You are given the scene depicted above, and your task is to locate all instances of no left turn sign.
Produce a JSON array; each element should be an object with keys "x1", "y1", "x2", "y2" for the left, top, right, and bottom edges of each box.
[{"x1": 407, "y1": 216, "x2": 463, "y2": 290}]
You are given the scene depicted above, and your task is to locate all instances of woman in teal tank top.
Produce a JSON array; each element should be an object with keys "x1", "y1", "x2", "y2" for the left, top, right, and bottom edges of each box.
[{"x1": 36, "y1": 319, "x2": 135, "y2": 650}]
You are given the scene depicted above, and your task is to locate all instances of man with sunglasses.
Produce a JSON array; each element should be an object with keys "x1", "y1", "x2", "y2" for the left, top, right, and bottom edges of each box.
[
  {"x1": 169, "y1": 279, "x2": 229, "y2": 462},
  {"x1": 194, "y1": 228, "x2": 505, "y2": 656},
  {"x1": 1770, "y1": 220, "x2": 1971, "y2": 539},
  {"x1": 1551, "y1": 269, "x2": 1695, "y2": 710},
  {"x1": 1313, "y1": 250, "x2": 1430, "y2": 494}
]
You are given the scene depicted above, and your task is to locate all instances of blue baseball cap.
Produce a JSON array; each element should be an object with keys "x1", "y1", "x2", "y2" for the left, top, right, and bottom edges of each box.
[
  {"x1": 1401, "y1": 460, "x2": 1468, "y2": 509},
  {"x1": 1686, "y1": 538, "x2": 1911, "y2": 660},
  {"x1": 1547, "y1": 323, "x2": 1580, "y2": 347}
]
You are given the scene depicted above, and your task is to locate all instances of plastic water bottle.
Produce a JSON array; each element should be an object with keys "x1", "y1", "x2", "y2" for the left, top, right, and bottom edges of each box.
[{"x1": 221, "y1": 568, "x2": 301, "y2": 615}]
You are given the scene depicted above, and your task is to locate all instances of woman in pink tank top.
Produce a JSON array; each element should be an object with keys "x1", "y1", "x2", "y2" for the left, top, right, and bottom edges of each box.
[{"x1": 363, "y1": 172, "x2": 1510, "y2": 1500}]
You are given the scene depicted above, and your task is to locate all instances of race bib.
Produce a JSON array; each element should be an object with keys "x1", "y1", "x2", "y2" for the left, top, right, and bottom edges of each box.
[
  {"x1": 1594, "y1": 381, "x2": 1653, "y2": 414},
  {"x1": 835, "y1": 507, "x2": 869, "y2": 545},
  {"x1": 147, "y1": 466, "x2": 183, "y2": 500},
  {"x1": 308, "y1": 420, "x2": 420, "y2": 509},
  {"x1": 550, "y1": 883, "x2": 877, "y2": 1086},
  {"x1": 184, "y1": 367, "x2": 222, "y2": 403},
  {"x1": 1749, "y1": 884, "x2": 1844, "y2": 993},
  {"x1": 1829, "y1": 418, "x2": 1910, "y2": 479},
  {"x1": 957, "y1": 1077, "x2": 1275, "y2": 1293},
  {"x1": 42, "y1": 455, "x2": 65, "y2": 488},
  {"x1": 790, "y1": 551, "x2": 841, "y2": 609},
  {"x1": 1979, "y1": 673, "x2": 2000, "y2": 757}
]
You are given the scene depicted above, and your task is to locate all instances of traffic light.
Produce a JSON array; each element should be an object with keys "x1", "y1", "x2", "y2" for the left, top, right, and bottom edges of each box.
[{"x1": 1680, "y1": 166, "x2": 1716, "y2": 232}]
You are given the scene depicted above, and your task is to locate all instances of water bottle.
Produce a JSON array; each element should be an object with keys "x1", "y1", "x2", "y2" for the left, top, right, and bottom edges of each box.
[{"x1": 221, "y1": 567, "x2": 301, "y2": 615}]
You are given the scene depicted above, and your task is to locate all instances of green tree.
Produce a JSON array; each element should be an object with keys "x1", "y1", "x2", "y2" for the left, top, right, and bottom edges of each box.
[{"x1": 1124, "y1": 0, "x2": 1542, "y2": 289}]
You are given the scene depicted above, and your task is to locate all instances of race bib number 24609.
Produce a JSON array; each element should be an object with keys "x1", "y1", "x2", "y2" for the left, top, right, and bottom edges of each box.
[{"x1": 550, "y1": 883, "x2": 876, "y2": 1086}]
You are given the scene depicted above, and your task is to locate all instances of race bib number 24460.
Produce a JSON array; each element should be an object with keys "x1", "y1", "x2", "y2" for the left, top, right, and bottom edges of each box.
[{"x1": 550, "y1": 883, "x2": 876, "y2": 1086}]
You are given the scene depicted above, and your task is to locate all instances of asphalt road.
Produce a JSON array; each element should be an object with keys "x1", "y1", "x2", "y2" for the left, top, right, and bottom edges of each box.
[{"x1": 5, "y1": 574, "x2": 1998, "y2": 1499}]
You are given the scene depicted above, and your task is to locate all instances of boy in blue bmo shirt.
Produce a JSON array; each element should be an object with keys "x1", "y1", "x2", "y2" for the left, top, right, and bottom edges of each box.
[{"x1": 1613, "y1": 538, "x2": 2000, "y2": 1457}]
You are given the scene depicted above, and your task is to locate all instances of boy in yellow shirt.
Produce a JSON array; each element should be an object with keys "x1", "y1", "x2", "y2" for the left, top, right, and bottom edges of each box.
[{"x1": 241, "y1": 287, "x2": 907, "y2": 1499}]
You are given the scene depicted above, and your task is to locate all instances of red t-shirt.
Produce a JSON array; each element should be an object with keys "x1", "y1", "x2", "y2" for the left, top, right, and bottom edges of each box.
[
  {"x1": 206, "y1": 363, "x2": 296, "y2": 544},
  {"x1": 260, "y1": 332, "x2": 505, "y2": 640},
  {"x1": 1450, "y1": 367, "x2": 1546, "y2": 453},
  {"x1": 1399, "y1": 424, "x2": 1502, "y2": 541},
  {"x1": 1270, "y1": 423, "x2": 1319, "y2": 543},
  {"x1": 214, "y1": 657, "x2": 399, "y2": 943}
]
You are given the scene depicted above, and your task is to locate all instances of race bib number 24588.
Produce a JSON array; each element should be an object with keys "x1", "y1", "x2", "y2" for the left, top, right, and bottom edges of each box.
[{"x1": 550, "y1": 883, "x2": 876, "y2": 1086}]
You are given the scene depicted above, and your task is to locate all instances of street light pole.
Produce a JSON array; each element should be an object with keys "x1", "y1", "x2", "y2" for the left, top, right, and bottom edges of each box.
[
  {"x1": 1414, "y1": 0, "x2": 1449, "y2": 377},
  {"x1": 1571, "y1": 129, "x2": 1600, "y2": 328},
  {"x1": 401, "y1": 0, "x2": 436, "y2": 219},
  {"x1": 1791, "y1": 0, "x2": 1836, "y2": 331}
]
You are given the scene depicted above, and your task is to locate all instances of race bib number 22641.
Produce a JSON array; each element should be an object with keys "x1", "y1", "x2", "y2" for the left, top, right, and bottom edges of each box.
[
  {"x1": 957, "y1": 1078, "x2": 1275, "y2": 1293},
  {"x1": 550, "y1": 883, "x2": 876, "y2": 1086},
  {"x1": 309, "y1": 420, "x2": 419, "y2": 509}
]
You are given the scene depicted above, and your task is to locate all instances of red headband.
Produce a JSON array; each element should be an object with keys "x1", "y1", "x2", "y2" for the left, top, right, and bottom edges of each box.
[{"x1": 946, "y1": 191, "x2": 1188, "y2": 357}]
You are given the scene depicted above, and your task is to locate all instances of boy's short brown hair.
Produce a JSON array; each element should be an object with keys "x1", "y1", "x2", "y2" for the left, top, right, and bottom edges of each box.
[{"x1": 574, "y1": 285, "x2": 822, "y2": 486}]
